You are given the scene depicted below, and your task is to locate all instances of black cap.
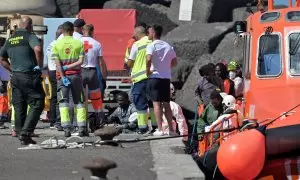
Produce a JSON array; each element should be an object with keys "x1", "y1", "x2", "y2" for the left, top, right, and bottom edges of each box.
[{"x1": 74, "y1": 19, "x2": 86, "y2": 28}]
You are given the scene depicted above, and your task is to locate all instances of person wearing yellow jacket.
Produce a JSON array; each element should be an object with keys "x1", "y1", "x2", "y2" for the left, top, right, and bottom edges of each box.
[
  {"x1": 52, "y1": 21, "x2": 86, "y2": 137},
  {"x1": 126, "y1": 26, "x2": 152, "y2": 134}
]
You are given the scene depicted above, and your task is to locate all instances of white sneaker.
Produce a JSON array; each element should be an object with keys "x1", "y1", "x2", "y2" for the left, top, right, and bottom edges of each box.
[
  {"x1": 168, "y1": 131, "x2": 178, "y2": 136},
  {"x1": 153, "y1": 129, "x2": 165, "y2": 136}
]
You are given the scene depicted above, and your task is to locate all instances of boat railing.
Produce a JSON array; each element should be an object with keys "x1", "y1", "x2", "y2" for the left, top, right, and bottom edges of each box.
[{"x1": 198, "y1": 113, "x2": 240, "y2": 157}]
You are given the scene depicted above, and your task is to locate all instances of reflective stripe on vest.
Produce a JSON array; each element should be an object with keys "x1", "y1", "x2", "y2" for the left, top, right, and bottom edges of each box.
[{"x1": 131, "y1": 37, "x2": 152, "y2": 83}]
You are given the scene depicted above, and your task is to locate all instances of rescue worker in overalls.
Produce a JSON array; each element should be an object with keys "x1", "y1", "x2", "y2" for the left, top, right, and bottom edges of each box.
[
  {"x1": 52, "y1": 21, "x2": 87, "y2": 137},
  {"x1": 0, "y1": 16, "x2": 44, "y2": 145},
  {"x1": 81, "y1": 24, "x2": 106, "y2": 130},
  {"x1": 127, "y1": 26, "x2": 152, "y2": 134}
]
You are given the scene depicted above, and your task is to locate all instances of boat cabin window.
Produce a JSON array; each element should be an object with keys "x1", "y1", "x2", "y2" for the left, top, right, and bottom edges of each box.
[
  {"x1": 261, "y1": 12, "x2": 280, "y2": 22},
  {"x1": 257, "y1": 34, "x2": 281, "y2": 77},
  {"x1": 289, "y1": 33, "x2": 300, "y2": 75},
  {"x1": 287, "y1": 11, "x2": 300, "y2": 21}
]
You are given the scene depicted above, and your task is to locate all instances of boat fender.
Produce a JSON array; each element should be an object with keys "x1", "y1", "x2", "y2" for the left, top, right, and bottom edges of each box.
[{"x1": 217, "y1": 129, "x2": 266, "y2": 180}]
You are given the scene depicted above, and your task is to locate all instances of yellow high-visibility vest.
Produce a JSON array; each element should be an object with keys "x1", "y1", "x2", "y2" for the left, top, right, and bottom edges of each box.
[{"x1": 131, "y1": 36, "x2": 152, "y2": 83}]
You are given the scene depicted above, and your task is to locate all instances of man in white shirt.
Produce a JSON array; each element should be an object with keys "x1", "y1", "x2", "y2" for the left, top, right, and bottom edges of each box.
[
  {"x1": 45, "y1": 25, "x2": 64, "y2": 131},
  {"x1": 146, "y1": 25, "x2": 178, "y2": 136},
  {"x1": 57, "y1": 19, "x2": 85, "y2": 40},
  {"x1": 81, "y1": 24, "x2": 107, "y2": 132}
]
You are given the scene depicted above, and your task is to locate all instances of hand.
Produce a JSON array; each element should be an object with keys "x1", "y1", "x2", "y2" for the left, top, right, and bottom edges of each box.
[
  {"x1": 62, "y1": 77, "x2": 71, "y2": 87},
  {"x1": 33, "y1": 66, "x2": 41, "y2": 72},
  {"x1": 146, "y1": 70, "x2": 153, "y2": 77},
  {"x1": 62, "y1": 66, "x2": 68, "y2": 71}
]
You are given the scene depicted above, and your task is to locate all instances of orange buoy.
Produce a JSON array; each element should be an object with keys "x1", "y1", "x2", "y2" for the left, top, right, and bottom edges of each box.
[{"x1": 217, "y1": 129, "x2": 266, "y2": 180}]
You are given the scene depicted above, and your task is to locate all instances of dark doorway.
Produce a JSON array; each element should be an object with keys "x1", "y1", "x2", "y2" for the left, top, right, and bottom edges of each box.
[{"x1": 79, "y1": 0, "x2": 110, "y2": 10}]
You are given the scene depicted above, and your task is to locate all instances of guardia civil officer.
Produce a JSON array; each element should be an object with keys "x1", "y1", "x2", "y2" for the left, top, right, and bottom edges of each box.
[{"x1": 0, "y1": 16, "x2": 45, "y2": 145}]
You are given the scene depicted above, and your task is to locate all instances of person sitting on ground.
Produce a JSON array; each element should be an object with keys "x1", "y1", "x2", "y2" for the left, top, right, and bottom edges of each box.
[
  {"x1": 197, "y1": 90, "x2": 224, "y2": 140},
  {"x1": 215, "y1": 63, "x2": 235, "y2": 97},
  {"x1": 195, "y1": 64, "x2": 224, "y2": 107},
  {"x1": 161, "y1": 83, "x2": 189, "y2": 142},
  {"x1": 107, "y1": 91, "x2": 138, "y2": 133}
]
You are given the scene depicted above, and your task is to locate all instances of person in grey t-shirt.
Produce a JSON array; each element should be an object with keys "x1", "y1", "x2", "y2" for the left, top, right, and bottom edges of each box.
[{"x1": 107, "y1": 92, "x2": 138, "y2": 132}]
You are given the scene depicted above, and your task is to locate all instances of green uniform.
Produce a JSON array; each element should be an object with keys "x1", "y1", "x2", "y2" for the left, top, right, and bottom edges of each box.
[
  {"x1": 0, "y1": 29, "x2": 40, "y2": 72},
  {"x1": 0, "y1": 29, "x2": 45, "y2": 138},
  {"x1": 197, "y1": 103, "x2": 223, "y2": 139},
  {"x1": 52, "y1": 36, "x2": 86, "y2": 129}
]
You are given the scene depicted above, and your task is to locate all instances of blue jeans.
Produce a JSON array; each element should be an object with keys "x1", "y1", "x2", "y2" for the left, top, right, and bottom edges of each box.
[{"x1": 131, "y1": 79, "x2": 148, "y2": 111}]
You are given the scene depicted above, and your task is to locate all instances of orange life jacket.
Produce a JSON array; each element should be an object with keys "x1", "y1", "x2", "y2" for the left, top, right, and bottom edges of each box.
[{"x1": 224, "y1": 79, "x2": 231, "y2": 94}]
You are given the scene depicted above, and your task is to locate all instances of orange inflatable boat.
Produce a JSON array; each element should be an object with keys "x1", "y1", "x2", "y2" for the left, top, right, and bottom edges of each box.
[{"x1": 195, "y1": 0, "x2": 300, "y2": 179}]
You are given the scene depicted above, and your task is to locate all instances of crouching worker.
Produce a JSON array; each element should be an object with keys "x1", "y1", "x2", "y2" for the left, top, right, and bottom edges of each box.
[
  {"x1": 107, "y1": 92, "x2": 138, "y2": 133},
  {"x1": 197, "y1": 90, "x2": 223, "y2": 141},
  {"x1": 205, "y1": 94, "x2": 244, "y2": 134}
]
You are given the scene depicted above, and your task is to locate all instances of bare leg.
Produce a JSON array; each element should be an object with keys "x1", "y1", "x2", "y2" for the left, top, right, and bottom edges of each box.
[
  {"x1": 153, "y1": 101, "x2": 163, "y2": 131},
  {"x1": 163, "y1": 102, "x2": 174, "y2": 132}
]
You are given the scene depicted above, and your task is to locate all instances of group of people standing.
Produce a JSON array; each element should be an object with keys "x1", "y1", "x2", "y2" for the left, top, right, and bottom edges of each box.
[
  {"x1": 126, "y1": 23, "x2": 181, "y2": 136},
  {"x1": 0, "y1": 15, "x2": 189, "y2": 145},
  {"x1": 0, "y1": 17, "x2": 108, "y2": 145}
]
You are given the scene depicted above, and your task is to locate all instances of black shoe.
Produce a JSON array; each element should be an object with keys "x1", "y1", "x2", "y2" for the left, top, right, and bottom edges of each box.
[
  {"x1": 55, "y1": 124, "x2": 64, "y2": 131},
  {"x1": 137, "y1": 128, "x2": 148, "y2": 134},
  {"x1": 78, "y1": 130, "x2": 89, "y2": 137},
  {"x1": 64, "y1": 130, "x2": 71, "y2": 137},
  {"x1": 20, "y1": 137, "x2": 37, "y2": 145}
]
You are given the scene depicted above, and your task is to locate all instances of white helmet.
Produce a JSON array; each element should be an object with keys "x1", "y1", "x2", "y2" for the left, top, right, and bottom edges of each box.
[{"x1": 222, "y1": 95, "x2": 236, "y2": 108}]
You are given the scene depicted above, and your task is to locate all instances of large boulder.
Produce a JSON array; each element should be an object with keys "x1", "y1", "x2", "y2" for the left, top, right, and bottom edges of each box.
[
  {"x1": 165, "y1": 22, "x2": 234, "y2": 83},
  {"x1": 171, "y1": 58, "x2": 193, "y2": 83},
  {"x1": 56, "y1": 0, "x2": 79, "y2": 17},
  {"x1": 212, "y1": 32, "x2": 244, "y2": 62},
  {"x1": 233, "y1": 7, "x2": 252, "y2": 21},
  {"x1": 104, "y1": 0, "x2": 177, "y2": 35},
  {"x1": 167, "y1": 0, "x2": 251, "y2": 24},
  {"x1": 0, "y1": 0, "x2": 57, "y2": 16}
]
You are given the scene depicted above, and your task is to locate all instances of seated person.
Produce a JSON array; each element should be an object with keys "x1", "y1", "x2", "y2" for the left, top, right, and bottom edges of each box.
[
  {"x1": 107, "y1": 91, "x2": 138, "y2": 133},
  {"x1": 197, "y1": 90, "x2": 224, "y2": 140},
  {"x1": 161, "y1": 83, "x2": 189, "y2": 141},
  {"x1": 205, "y1": 94, "x2": 244, "y2": 133}
]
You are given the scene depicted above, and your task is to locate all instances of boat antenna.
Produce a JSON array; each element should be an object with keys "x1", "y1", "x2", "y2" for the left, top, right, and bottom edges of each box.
[{"x1": 257, "y1": 0, "x2": 265, "y2": 12}]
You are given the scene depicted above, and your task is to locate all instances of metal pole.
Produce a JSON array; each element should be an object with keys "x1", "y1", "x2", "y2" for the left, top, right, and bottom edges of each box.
[
  {"x1": 289, "y1": 0, "x2": 293, "y2": 7},
  {"x1": 267, "y1": 0, "x2": 274, "y2": 10},
  {"x1": 85, "y1": 84, "x2": 89, "y2": 132}
]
